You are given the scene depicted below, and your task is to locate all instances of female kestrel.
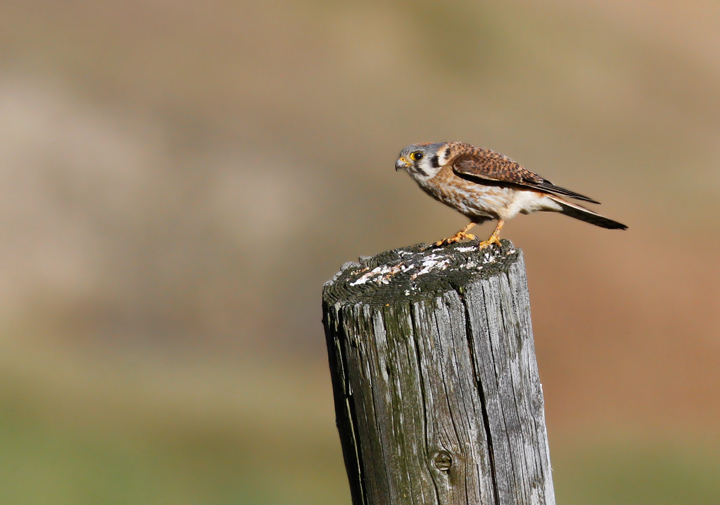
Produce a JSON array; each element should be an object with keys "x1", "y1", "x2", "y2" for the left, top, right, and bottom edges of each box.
[{"x1": 395, "y1": 142, "x2": 627, "y2": 249}]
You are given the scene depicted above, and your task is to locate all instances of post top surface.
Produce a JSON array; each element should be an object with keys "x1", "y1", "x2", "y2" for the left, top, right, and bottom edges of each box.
[{"x1": 323, "y1": 240, "x2": 521, "y2": 307}]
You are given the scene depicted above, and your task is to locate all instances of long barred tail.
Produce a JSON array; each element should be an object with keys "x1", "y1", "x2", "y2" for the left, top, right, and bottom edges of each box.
[{"x1": 548, "y1": 196, "x2": 628, "y2": 230}]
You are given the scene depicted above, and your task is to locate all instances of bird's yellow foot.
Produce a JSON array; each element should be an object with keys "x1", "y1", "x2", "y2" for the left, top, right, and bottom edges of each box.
[
  {"x1": 433, "y1": 222, "x2": 477, "y2": 247},
  {"x1": 478, "y1": 220, "x2": 505, "y2": 250},
  {"x1": 478, "y1": 233, "x2": 502, "y2": 250},
  {"x1": 434, "y1": 231, "x2": 476, "y2": 247}
]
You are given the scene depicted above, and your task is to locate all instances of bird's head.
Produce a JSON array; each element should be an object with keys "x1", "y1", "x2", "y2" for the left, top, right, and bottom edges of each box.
[{"x1": 395, "y1": 142, "x2": 450, "y2": 181}]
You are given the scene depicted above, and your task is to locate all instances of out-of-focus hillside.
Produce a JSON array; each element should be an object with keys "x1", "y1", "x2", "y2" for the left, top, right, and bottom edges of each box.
[{"x1": 0, "y1": 0, "x2": 719, "y2": 503}]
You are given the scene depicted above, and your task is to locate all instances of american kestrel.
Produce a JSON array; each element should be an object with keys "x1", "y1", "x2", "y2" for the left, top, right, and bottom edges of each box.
[{"x1": 395, "y1": 142, "x2": 627, "y2": 249}]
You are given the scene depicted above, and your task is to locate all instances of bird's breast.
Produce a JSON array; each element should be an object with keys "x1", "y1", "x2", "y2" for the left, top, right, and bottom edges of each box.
[{"x1": 417, "y1": 169, "x2": 515, "y2": 220}]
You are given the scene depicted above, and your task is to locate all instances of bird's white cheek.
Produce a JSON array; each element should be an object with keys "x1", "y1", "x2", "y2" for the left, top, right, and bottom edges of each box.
[
  {"x1": 437, "y1": 148, "x2": 452, "y2": 167},
  {"x1": 419, "y1": 160, "x2": 442, "y2": 178},
  {"x1": 409, "y1": 168, "x2": 434, "y2": 186}
]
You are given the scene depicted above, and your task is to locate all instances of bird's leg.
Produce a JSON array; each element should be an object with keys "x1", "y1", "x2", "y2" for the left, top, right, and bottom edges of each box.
[
  {"x1": 478, "y1": 220, "x2": 505, "y2": 249},
  {"x1": 434, "y1": 222, "x2": 477, "y2": 247}
]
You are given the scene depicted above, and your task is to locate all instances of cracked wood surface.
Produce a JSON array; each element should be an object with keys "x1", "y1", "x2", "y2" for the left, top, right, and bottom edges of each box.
[{"x1": 322, "y1": 241, "x2": 555, "y2": 505}]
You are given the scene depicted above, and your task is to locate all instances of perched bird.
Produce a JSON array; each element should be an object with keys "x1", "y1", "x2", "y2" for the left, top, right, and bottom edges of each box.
[{"x1": 395, "y1": 142, "x2": 627, "y2": 249}]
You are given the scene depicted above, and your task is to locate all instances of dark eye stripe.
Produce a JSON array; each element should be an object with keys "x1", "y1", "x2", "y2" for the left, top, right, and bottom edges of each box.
[{"x1": 430, "y1": 154, "x2": 440, "y2": 168}]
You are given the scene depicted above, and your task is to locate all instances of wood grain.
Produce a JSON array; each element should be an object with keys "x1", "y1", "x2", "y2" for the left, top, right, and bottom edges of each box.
[{"x1": 323, "y1": 241, "x2": 554, "y2": 505}]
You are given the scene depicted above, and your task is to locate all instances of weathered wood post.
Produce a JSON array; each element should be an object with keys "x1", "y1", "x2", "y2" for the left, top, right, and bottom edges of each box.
[{"x1": 322, "y1": 240, "x2": 555, "y2": 505}]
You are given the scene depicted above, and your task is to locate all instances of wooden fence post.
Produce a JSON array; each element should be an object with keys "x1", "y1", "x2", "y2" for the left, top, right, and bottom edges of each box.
[{"x1": 322, "y1": 240, "x2": 555, "y2": 505}]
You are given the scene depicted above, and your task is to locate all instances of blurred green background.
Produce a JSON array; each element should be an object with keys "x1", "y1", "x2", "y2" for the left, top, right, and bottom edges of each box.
[{"x1": 1, "y1": 0, "x2": 719, "y2": 503}]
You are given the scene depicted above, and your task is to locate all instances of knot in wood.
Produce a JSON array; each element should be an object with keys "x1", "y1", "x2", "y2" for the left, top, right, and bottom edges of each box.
[{"x1": 433, "y1": 450, "x2": 453, "y2": 473}]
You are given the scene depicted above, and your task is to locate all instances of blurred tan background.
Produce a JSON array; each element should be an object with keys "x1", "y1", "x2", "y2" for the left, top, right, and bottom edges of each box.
[{"x1": 0, "y1": 0, "x2": 719, "y2": 503}]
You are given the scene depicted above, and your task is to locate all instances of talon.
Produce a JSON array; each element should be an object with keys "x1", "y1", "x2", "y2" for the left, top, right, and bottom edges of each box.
[
  {"x1": 434, "y1": 222, "x2": 477, "y2": 247},
  {"x1": 478, "y1": 219, "x2": 505, "y2": 250},
  {"x1": 478, "y1": 235, "x2": 502, "y2": 249},
  {"x1": 434, "y1": 232, "x2": 476, "y2": 246}
]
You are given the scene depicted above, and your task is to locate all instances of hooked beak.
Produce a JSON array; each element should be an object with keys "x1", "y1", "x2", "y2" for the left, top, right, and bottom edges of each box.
[{"x1": 395, "y1": 157, "x2": 409, "y2": 171}]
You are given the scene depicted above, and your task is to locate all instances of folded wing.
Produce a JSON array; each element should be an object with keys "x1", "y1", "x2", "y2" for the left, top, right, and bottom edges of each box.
[{"x1": 451, "y1": 149, "x2": 600, "y2": 204}]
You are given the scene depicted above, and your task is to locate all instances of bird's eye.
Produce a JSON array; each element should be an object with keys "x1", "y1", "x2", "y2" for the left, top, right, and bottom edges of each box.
[{"x1": 410, "y1": 152, "x2": 424, "y2": 161}]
